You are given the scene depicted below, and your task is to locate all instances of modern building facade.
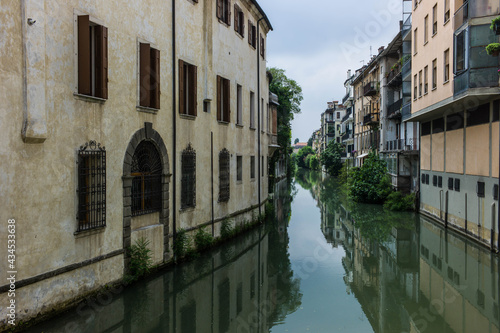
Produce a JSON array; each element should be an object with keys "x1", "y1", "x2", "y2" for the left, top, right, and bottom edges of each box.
[{"x1": 0, "y1": 0, "x2": 273, "y2": 328}]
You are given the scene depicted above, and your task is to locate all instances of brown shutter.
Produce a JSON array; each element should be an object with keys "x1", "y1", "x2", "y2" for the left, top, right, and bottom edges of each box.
[
  {"x1": 140, "y1": 43, "x2": 151, "y2": 107},
  {"x1": 241, "y1": 12, "x2": 245, "y2": 36},
  {"x1": 227, "y1": 0, "x2": 231, "y2": 25},
  {"x1": 217, "y1": 75, "x2": 222, "y2": 121},
  {"x1": 191, "y1": 65, "x2": 197, "y2": 116},
  {"x1": 234, "y1": 4, "x2": 238, "y2": 31},
  {"x1": 77, "y1": 15, "x2": 91, "y2": 95},
  {"x1": 216, "y1": 0, "x2": 222, "y2": 19},
  {"x1": 150, "y1": 48, "x2": 160, "y2": 109},
  {"x1": 95, "y1": 25, "x2": 108, "y2": 99},
  {"x1": 248, "y1": 20, "x2": 252, "y2": 44},
  {"x1": 252, "y1": 26, "x2": 256, "y2": 47},
  {"x1": 224, "y1": 78, "x2": 230, "y2": 122},
  {"x1": 179, "y1": 59, "x2": 185, "y2": 114}
]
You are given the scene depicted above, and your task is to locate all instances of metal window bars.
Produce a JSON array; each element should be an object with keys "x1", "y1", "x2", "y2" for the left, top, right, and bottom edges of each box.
[
  {"x1": 219, "y1": 148, "x2": 230, "y2": 202},
  {"x1": 181, "y1": 143, "x2": 196, "y2": 209}
]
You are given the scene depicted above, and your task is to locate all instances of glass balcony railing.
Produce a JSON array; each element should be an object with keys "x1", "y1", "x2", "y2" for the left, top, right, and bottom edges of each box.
[{"x1": 454, "y1": 0, "x2": 500, "y2": 30}]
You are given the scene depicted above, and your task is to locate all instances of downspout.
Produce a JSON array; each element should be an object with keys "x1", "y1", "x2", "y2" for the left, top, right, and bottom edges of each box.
[
  {"x1": 257, "y1": 17, "x2": 264, "y2": 218},
  {"x1": 172, "y1": 0, "x2": 177, "y2": 246},
  {"x1": 498, "y1": 118, "x2": 500, "y2": 251},
  {"x1": 211, "y1": 132, "x2": 214, "y2": 236}
]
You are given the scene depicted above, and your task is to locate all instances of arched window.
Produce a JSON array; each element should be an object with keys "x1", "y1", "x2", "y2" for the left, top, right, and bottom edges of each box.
[
  {"x1": 131, "y1": 141, "x2": 162, "y2": 216},
  {"x1": 181, "y1": 144, "x2": 196, "y2": 209},
  {"x1": 219, "y1": 148, "x2": 230, "y2": 202}
]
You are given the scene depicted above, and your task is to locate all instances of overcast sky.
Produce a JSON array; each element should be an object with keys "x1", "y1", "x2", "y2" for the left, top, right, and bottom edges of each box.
[{"x1": 260, "y1": 0, "x2": 403, "y2": 143}]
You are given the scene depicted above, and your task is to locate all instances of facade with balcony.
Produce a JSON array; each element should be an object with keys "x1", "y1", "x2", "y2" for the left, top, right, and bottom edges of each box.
[
  {"x1": 320, "y1": 101, "x2": 345, "y2": 154},
  {"x1": 408, "y1": 0, "x2": 500, "y2": 249}
]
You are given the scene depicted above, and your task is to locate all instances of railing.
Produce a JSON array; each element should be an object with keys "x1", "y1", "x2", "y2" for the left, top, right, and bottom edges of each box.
[
  {"x1": 402, "y1": 102, "x2": 412, "y2": 121},
  {"x1": 455, "y1": 67, "x2": 499, "y2": 95},
  {"x1": 342, "y1": 130, "x2": 352, "y2": 141},
  {"x1": 402, "y1": 59, "x2": 411, "y2": 79},
  {"x1": 363, "y1": 112, "x2": 379, "y2": 125},
  {"x1": 402, "y1": 14, "x2": 412, "y2": 39},
  {"x1": 387, "y1": 99, "x2": 403, "y2": 118},
  {"x1": 454, "y1": 1, "x2": 469, "y2": 30},
  {"x1": 342, "y1": 92, "x2": 350, "y2": 104},
  {"x1": 405, "y1": 138, "x2": 419, "y2": 151},
  {"x1": 454, "y1": 0, "x2": 500, "y2": 30},
  {"x1": 341, "y1": 109, "x2": 352, "y2": 123},
  {"x1": 454, "y1": 70, "x2": 469, "y2": 95},
  {"x1": 386, "y1": 139, "x2": 404, "y2": 151},
  {"x1": 387, "y1": 69, "x2": 402, "y2": 88},
  {"x1": 363, "y1": 81, "x2": 378, "y2": 96}
]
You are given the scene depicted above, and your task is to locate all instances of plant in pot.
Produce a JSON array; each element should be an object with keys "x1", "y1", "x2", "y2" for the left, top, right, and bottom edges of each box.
[
  {"x1": 486, "y1": 43, "x2": 500, "y2": 56},
  {"x1": 490, "y1": 16, "x2": 500, "y2": 34}
]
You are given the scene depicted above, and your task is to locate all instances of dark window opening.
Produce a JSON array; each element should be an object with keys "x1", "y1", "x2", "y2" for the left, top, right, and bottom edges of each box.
[
  {"x1": 77, "y1": 141, "x2": 106, "y2": 231},
  {"x1": 219, "y1": 149, "x2": 230, "y2": 202},
  {"x1": 248, "y1": 20, "x2": 257, "y2": 48},
  {"x1": 432, "y1": 118, "x2": 445, "y2": 134},
  {"x1": 131, "y1": 141, "x2": 162, "y2": 216},
  {"x1": 494, "y1": 184, "x2": 499, "y2": 201},
  {"x1": 438, "y1": 176, "x2": 443, "y2": 188},
  {"x1": 179, "y1": 60, "x2": 198, "y2": 116},
  {"x1": 250, "y1": 156, "x2": 255, "y2": 179},
  {"x1": 217, "y1": 76, "x2": 230, "y2": 122},
  {"x1": 433, "y1": 175, "x2": 438, "y2": 186},
  {"x1": 477, "y1": 181, "x2": 485, "y2": 198},
  {"x1": 234, "y1": 4, "x2": 244, "y2": 36},
  {"x1": 181, "y1": 144, "x2": 196, "y2": 209},
  {"x1": 448, "y1": 177, "x2": 454, "y2": 190},
  {"x1": 422, "y1": 121, "x2": 431, "y2": 136},
  {"x1": 467, "y1": 103, "x2": 490, "y2": 127},
  {"x1": 236, "y1": 155, "x2": 242, "y2": 181},
  {"x1": 446, "y1": 112, "x2": 464, "y2": 131},
  {"x1": 139, "y1": 43, "x2": 160, "y2": 109},
  {"x1": 455, "y1": 178, "x2": 461, "y2": 192}
]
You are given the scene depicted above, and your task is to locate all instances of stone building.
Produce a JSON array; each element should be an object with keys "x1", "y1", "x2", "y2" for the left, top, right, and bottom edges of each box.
[
  {"x1": 407, "y1": 0, "x2": 500, "y2": 249},
  {"x1": 0, "y1": 0, "x2": 273, "y2": 328}
]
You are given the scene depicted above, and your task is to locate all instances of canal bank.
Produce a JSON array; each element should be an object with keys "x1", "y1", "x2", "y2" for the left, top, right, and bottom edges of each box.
[{"x1": 23, "y1": 172, "x2": 500, "y2": 332}]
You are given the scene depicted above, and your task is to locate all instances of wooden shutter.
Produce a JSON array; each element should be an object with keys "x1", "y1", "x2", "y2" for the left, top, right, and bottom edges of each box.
[
  {"x1": 179, "y1": 59, "x2": 185, "y2": 114},
  {"x1": 248, "y1": 20, "x2": 252, "y2": 44},
  {"x1": 223, "y1": 78, "x2": 230, "y2": 122},
  {"x1": 95, "y1": 25, "x2": 108, "y2": 99},
  {"x1": 241, "y1": 12, "x2": 245, "y2": 36},
  {"x1": 140, "y1": 43, "x2": 151, "y2": 107},
  {"x1": 190, "y1": 65, "x2": 197, "y2": 116},
  {"x1": 217, "y1": 75, "x2": 222, "y2": 121},
  {"x1": 227, "y1": 0, "x2": 231, "y2": 25},
  {"x1": 216, "y1": 0, "x2": 222, "y2": 19},
  {"x1": 234, "y1": 4, "x2": 238, "y2": 32},
  {"x1": 78, "y1": 15, "x2": 91, "y2": 95},
  {"x1": 150, "y1": 48, "x2": 160, "y2": 109},
  {"x1": 252, "y1": 26, "x2": 256, "y2": 47}
]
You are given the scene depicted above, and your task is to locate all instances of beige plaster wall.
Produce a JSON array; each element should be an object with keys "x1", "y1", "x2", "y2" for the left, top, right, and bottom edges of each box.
[
  {"x1": 492, "y1": 121, "x2": 499, "y2": 177},
  {"x1": 466, "y1": 124, "x2": 490, "y2": 176},
  {"x1": 445, "y1": 129, "x2": 463, "y2": 174},
  {"x1": 431, "y1": 132, "x2": 444, "y2": 172},
  {"x1": 421, "y1": 135, "x2": 431, "y2": 170}
]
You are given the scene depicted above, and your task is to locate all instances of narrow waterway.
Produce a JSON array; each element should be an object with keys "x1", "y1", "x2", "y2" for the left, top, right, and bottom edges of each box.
[{"x1": 26, "y1": 170, "x2": 500, "y2": 333}]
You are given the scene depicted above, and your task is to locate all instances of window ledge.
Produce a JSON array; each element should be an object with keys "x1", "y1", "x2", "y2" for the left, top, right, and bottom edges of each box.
[
  {"x1": 218, "y1": 120, "x2": 230, "y2": 125},
  {"x1": 74, "y1": 226, "x2": 106, "y2": 238},
  {"x1": 218, "y1": 18, "x2": 230, "y2": 27},
  {"x1": 73, "y1": 93, "x2": 106, "y2": 104},
  {"x1": 249, "y1": 127, "x2": 256, "y2": 131},
  {"x1": 424, "y1": 92, "x2": 428, "y2": 96},
  {"x1": 235, "y1": 31, "x2": 244, "y2": 39},
  {"x1": 180, "y1": 113, "x2": 197, "y2": 120},
  {"x1": 432, "y1": 87, "x2": 437, "y2": 91},
  {"x1": 137, "y1": 105, "x2": 159, "y2": 114},
  {"x1": 444, "y1": 19, "x2": 450, "y2": 26},
  {"x1": 180, "y1": 206, "x2": 195, "y2": 213},
  {"x1": 443, "y1": 80, "x2": 450, "y2": 85},
  {"x1": 424, "y1": 41, "x2": 428, "y2": 46},
  {"x1": 236, "y1": 124, "x2": 244, "y2": 128},
  {"x1": 432, "y1": 32, "x2": 437, "y2": 38},
  {"x1": 236, "y1": 180, "x2": 243, "y2": 184}
]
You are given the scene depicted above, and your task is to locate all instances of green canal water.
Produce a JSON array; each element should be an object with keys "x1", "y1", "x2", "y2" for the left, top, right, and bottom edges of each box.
[{"x1": 25, "y1": 170, "x2": 500, "y2": 332}]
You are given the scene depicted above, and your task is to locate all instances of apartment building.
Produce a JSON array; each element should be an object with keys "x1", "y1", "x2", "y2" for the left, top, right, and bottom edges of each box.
[
  {"x1": 0, "y1": 0, "x2": 273, "y2": 327},
  {"x1": 342, "y1": 71, "x2": 356, "y2": 165},
  {"x1": 407, "y1": 0, "x2": 500, "y2": 248}
]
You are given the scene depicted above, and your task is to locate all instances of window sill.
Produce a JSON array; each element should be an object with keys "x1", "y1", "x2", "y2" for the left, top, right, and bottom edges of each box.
[
  {"x1": 180, "y1": 206, "x2": 195, "y2": 213},
  {"x1": 236, "y1": 180, "x2": 243, "y2": 184},
  {"x1": 74, "y1": 225, "x2": 106, "y2": 238},
  {"x1": 180, "y1": 113, "x2": 197, "y2": 120},
  {"x1": 250, "y1": 178, "x2": 256, "y2": 182},
  {"x1": 137, "y1": 105, "x2": 159, "y2": 114},
  {"x1": 413, "y1": 52, "x2": 417, "y2": 57},
  {"x1": 432, "y1": 87, "x2": 437, "y2": 91},
  {"x1": 218, "y1": 18, "x2": 230, "y2": 27},
  {"x1": 235, "y1": 31, "x2": 244, "y2": 39},
  {"x1": 424, "y1": 41, "x2": 428, "y2": 46},
  {"x1": 444, "y1": 19, "x2": 450, "y2": 26},
  {"x1": 249, "y1": 127, "x2": 256, "y2": 131},
  {"x1": 73, "y1": 93, "x2": 106, "y2": 104},
  {"x1": 218, "y1": 120, "x2": 230, "y2": 125},
  {"x1": 236, "y1": 124, "x2": 244, "y2": 128},
  {"x1": 424, "y1": 92, "x2": 428, "y2": 96},
  {"x1": 432, "y1": 32, "x2": 437, "y2": 38},
  {"x1": 443, "y1": 80, "x2": 450, "y2": 85}
]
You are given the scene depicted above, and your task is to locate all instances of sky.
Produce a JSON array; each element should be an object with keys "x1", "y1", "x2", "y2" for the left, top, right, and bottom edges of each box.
[{"x1": 260, "y1": 0, "x2": 403, "y2": 143}]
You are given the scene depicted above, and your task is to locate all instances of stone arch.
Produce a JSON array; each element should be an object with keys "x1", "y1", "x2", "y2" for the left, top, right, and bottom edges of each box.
[{"x1": 123, "y1": 122, "x2": 170, "y2": 269}]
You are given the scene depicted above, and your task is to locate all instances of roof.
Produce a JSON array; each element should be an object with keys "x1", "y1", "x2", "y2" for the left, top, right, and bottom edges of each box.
[{"x1": 250, "y1": 0, "x2": 273, "y2": 31}]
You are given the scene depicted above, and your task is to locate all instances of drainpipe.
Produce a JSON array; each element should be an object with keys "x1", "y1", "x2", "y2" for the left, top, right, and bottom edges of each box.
[
  {"x1": 497, "y1": 118, "x2": 500, "y2": 251},
  {"x1": 257, "y1": 17, "x2": 264, "y2": 218},
  {"x1": 172, "y1": 0, "x2": 177, "y2": 245}
]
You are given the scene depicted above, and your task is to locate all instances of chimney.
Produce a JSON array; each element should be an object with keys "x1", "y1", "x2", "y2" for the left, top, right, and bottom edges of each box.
[
  {"x1": 347, "y1": 69, "x2": 351, "y2": 78},
  {"x1": 378, "y1": 46, "x2": 385, "y2": 54}
]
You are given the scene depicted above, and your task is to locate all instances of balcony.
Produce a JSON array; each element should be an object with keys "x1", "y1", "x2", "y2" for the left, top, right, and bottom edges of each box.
[
  {"x1": 404, "y1": 138, "x2": 419, "y2": 152},
  {"x1": 363, "y1": 112, "x2": 379, "y2": 126},
  {"x1": 402, "y1": 59, "x2": 411, "y2": 80},
  {"x1": 387, "y1": 99, "x2": 403, "y2": 119},
  {"x1": 363, "y1": 81, "x2": 378, "y2": 96},
  {"x1": 342, "y1": 92, "x2": 351, "y2": 104},
  {"x1": 401, "y1": 102, "x2": 411, "y2": 121},
  {"x1": 386, "y1": 139, "x2": 404, "y2": 151},
  {"x1": 342, "y1": 130, "x2": 352, "y2": 141},
  {"x1": 387, "y1": 70, "x2": 402, "y2": 89},
  {"x1": 402, "y1": 14, "x2": 412, "y2": 40},
  {"x1": 454, "y1": 67, "x2": 498, "y2": 96},
  {"x1": 454, "y1": 0, "x2": 500, "y2": 30},
  {"x1": 341, "y1": 109, "x2": 352, "y2": 123}
]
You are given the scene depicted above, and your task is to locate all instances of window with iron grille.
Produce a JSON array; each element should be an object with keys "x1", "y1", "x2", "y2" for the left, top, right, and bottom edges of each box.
[
  {"x1": 131, "y1": 141, "x2": 163, "y2": 216},
  {"x1": 236, "y1": 155, "x2": 242, "y2": 181},
  {"x1": 77, "y1": 141, "x2": 106, "y2": 231},
  {"x1": 181, "y1": 144, "x2": 196, "y2": 209},
  {"x1": 219, "y1": 148, "x2": 230, "y2": 202},
  {"x1": 250, "y1": 156, "x2": 255, "y2": 179}
]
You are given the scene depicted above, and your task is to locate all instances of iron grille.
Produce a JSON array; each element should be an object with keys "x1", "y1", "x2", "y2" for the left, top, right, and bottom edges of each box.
[
  {"x1": 219, "y1": 148, "x2": 230, "y2": 202},
  {"x1": 181, "y1": 143, "x2": 196, "y2": 209},
  {"x1": 77, "y1": 141, "x2": 106, "y2": 231},
  {"x1": 131, "y1": 141, "x2": 162, "y2": 216}
]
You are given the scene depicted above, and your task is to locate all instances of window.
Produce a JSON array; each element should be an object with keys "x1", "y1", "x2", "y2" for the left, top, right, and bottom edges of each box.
[
  {"x1": 250, "y1": 91, "x2": 255, "y2": 128},
  {"x1": 444, "y1": 0, "x2": 450, "y2": 22},
  {"x1": 477, "y1": 181, "x2": 485, "y2": 197},
  {"x1": 218, "y1": 279, "x2": 230, "y2": 333},
  {"x1": 131, "y1": 141, "x2": 163, "y2": 216},
  {"x1": 236, "y1": 283, "x2": 243, "y2": 314},
  {"x1": 414, "y1": 74, "x2": 418, "y2": 99},
  {"x1": 250, "y1": 156, "x2": 255, "y2": 179},
  {"x1": 236, "y1": 155, "x2": 242, "y2": 181},
  {"x1": 261, "y1": 98, "x2": 265, "y2": 129},
  {"x1": 217, "y1": 76, "x2": 230, "y2": 122},
  {"x1": 432, "y1": 4, "x2": 438, "y2": 35},
  {"x1": 494, "y1": 184, "x2": 499, "y2": 200},
  {"x1": 236, "y1": 84, "x2": 242, "y2": 125},
  {"x1": 261, "y1": 156, "x2": 264, "y2": 178},
  {"x1": 216, "y1": 0, "x2": 231, "y2": 25},
  {"x1": 455, "y1": 178, "x2": 461, "y2": 192},
  {"x1": 444, "y1": 49, "x2": 450, "y2": 82},
  {"x1": 424, "y1": 15, "x2": 429, "y2": 43},
  {"x1": 424, "y1": 66, "x2": 428, "y2": 94},
  {"x1": 455, "y1": 30, "x2": 467, "y2": 73},
  {"x1": 414, "y1": 28, "x2": 418, "y2": 54},
  {"x1": 77, "y1": 141, "x2": 106, "y2": 231},
  {"x1": 438, "y1": 176, "x2": 443, "y2": 188},
  {"x1": 219, "y1": 149, "x2": 230, "y2": 202},
  {"x1": 260, "y1": 34, "x2": 265, "y2": 58},
  {"x1": 179, "y1": 60, "x2": 198, "y2": 116},
  {"x1": 448, "y1": 177, "x2": 454, "y2": 190},
  {"x1": 248, "y1": 20, "x2": 257, "y2": 48},
  {"x1": 181, "y1": 144, "x2": 196, "y2": 209},
  {"x1": 234, "y1": 4, "x2": 244, "y2": 36},
  {"x1": 419, "y1": 70, "x2": 422, "y2": 97},
  {"x1": 77, "y1": 15, "x2": 108, "y2": 99},
  {"x1": 432, "y1": 59, "x2": 437, "y2": 89},
  {"x1": 139, "y1": 43, "x2": 160, "y2": 109}
]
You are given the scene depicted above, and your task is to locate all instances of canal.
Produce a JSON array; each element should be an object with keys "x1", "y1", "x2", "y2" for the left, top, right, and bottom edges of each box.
[{"x1": 26, "y1": 170, "x2": 500, "y2": 332}]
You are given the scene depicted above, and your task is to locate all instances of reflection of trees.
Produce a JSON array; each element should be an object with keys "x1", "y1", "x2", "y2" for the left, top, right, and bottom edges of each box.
[{"x1": 267, "y1": 178, "x2": 302, "y2": 325}]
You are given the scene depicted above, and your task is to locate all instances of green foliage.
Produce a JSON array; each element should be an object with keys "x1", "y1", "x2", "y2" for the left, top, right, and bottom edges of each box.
[
  {"x1": 127, "y1": 237, "x2": 153, "y2": 281},
  {"x1": 221, "y1": 218, "x2": 233, "y2": 239},
  {"x1": 320, "y1": 141, "x2": 344, "y2": 176},
  {"x1": 307, "y1": 154, "x2": 320, "y2": 170},
  {"x1": 384, "y1": 192, "x2": 416, "y2": 211},
  {"x1": 349, "y1": 151, "x2": 392, "y2": 204},
  {"x1": 265, "y1": 201, "x2": 275, "y2": 219},
  {"x1": 294, "y1": 138, "x2": 299, "y2": 144},
  {"x1": 173, "y1": 228, "x2": 189, "y2": 258},
  {"x1": 194, "y1": 227, "x2": 214, "y2": 251},
  {"x1": 490, "y1": 16, "x2": 500, "y2": 31},
  {"x1": 486, "y1": 43, "x2": 500, "y2": 55},
  {"x1": 296, "y1": 146, "x2": 314, "y2": 168}
]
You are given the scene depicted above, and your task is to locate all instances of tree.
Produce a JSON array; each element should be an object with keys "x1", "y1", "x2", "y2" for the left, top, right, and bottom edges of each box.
[
  {"x1": 294, "y1": 138, "x2": 299, "y2": 144},
  {"x1": 320, "y1": 141, "x2": 344, "y2": 176},
  {"x1": 296, "y1": 146, "x2": 314, "y2": 168},
  {"x1": 307, "y1": 133, "x2": 314, "y2": 147},
  {"x1": 308, "y1": 154, "x2": 320, "y2": 170},
  {"x1": 349, "y1": 151, "x2": 392, "y2": 204},
  {"x1": 268, "y1": 67, "x2": 303, "y2": 177}
]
